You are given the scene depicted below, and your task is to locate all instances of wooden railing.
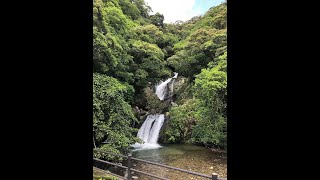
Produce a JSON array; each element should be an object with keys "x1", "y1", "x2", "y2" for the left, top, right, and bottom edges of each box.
[{"x1": 93, "y1": 149, "x2": 227, "y2": 180}]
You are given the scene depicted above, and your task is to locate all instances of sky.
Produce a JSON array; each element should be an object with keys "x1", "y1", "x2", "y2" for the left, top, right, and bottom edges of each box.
[{"x1": 144, "y1": 0, "x2": 226, "y2": 23}]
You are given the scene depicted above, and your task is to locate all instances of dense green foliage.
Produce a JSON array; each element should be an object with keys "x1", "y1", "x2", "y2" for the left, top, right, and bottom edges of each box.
[
  {"x1": 167, "y1": 3, "x2": 227, "y2": 78},
  {"x1": 191, "y1": 58, "x2": 227, "y2": 147},
  {"x1": 164, "y1": 3, "x2": 227, "y2": 149},
  {"x1": 93, "y1": 73, "x2": 140, "y2": 159},
  {"x1": 93, "y1": 0, "x2": 227, "y2": 161},
  {"x1": 164, "y1": 99, "x2": 196, "y2": 143},
  {"x1": 166, "y1": 55, "x2": 227, "y2": 148}
]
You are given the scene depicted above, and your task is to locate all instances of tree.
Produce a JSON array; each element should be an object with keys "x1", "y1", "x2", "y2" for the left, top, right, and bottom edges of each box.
[
  {"x1": 119, "y1": 0, "x2": 141, "y2": 20},
  {"x1": 128, "y1": 24, "x2": 163, "y2": 45},
  {"x1": 191, "y1": 59, "x2": 227, "y2": 148},
  {"x1": 165, "y1": 99, "x2": 196, "y2": 143},
  {"x1": 93, "y1": 0, "x2": 136, "y2": 83},
  {"x1": 93, "y1": 73, "x2": 140, "y2": 159},
  {"x1": 168, "y1": 28, "x2": 226, "y2": 78},
  {"x1": 133, "y1": 0, "x2": 151, "y2": 18},
  {"x1": 150, "y1": 12, "x2": 164, "y2": 28},
  {"x1": 129, "y1": 40, "x2": 170, "y2": 88}
]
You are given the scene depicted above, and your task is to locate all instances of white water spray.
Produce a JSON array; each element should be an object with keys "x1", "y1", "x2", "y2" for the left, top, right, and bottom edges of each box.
[
  {"x1": 131, "y1": 114, "x2": 165, "y2": 150},
  {"x1": 155, "y1": 72, "x2": 178, "y2": 100}
]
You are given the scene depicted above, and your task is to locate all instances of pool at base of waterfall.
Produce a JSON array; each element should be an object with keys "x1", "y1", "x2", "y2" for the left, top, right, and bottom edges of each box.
[
  {"x1": 130, "y1": 142, "x2": 163, "y2": 151},
  {"x1": 131, "y1": 144, "x2": 227, "y2": 179}
]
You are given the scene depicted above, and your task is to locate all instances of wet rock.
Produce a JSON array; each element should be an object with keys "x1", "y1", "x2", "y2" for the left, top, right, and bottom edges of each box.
[
  {"x1": 140, "y1": 110, "x2": 147, "y2": 116},
  {"x1": 135, "y1": 106, "x2": 141, "y2": 114}
]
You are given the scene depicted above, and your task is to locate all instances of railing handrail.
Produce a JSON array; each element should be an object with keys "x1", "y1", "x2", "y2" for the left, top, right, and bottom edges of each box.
[
  {"x1": 93, "y1": 150, "x2": 226, "y2": 180},
  {"x1": 93, "y1": 158, "x2": 127, "y2": 169},
  {"x1": 130, "y1": 157, "x2": 212, "y2": 179},
  {"x1": 93, "y1": 149, "x2": 214, "y2": 178}
]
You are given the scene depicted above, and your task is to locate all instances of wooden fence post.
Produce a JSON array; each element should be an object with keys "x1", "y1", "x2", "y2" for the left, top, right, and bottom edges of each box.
[
  {"x1": 127, "y1": 153, "x2": 132, "y2": 180},
  {"x1": 212, "y1": 173, "x2": 218, "y2": 180}
]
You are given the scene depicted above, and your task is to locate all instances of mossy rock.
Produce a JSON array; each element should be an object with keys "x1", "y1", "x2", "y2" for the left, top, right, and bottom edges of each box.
[{"x1": 143, "y1": 86, "x2": 171, "y2": 113}]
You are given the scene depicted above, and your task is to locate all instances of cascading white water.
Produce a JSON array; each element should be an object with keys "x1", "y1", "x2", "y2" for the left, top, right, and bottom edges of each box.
[
  {"x1": 155, "y1": 78, "x2": 172, "y2": 100},
  {"x1": 132, "y1": 73, "x2": 178, "y2": 150},
  {"x1": 155, "y1": 72, "x2": 178, "y2": 100},
  {"x1": 137, "y1": 114, "x2": 157, "y2": 143},
  {"x1": 131, "y1": 114, "x2": 165, "y2": 150},
  {"x1": 148, "y1": 114, "x2": 165, "y2": 143},
  {"x1": 173, "y1": 72, "x2": 178, "y2": 79}
]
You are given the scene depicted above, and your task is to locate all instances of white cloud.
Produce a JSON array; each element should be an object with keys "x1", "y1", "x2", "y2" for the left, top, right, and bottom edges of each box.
[{"x1": 145, "y1": 0, "x2": 201, "y2": 23}]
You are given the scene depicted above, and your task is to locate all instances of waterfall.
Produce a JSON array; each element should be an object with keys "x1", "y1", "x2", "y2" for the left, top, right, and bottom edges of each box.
[
  {"x1": 132, "y1": 72, "x2": 178, "y2": 150},
  {"x1": 148, "y1": 115, "x2": 165, "y2": 144},
  {"x1": 155, "y1": 72, "x2": 178, "y2": 100},
  {"x1": 131, "y1": 114, "x2": 165, "y2": 150},
  {"x1": 173, "y1": 72, "x2": 178, "y2": 79},
  {"x1": 137, "y1": 114, "x2": 157, "y2": 143},
  {"x1": 155, "y1": 78, "x2": 172, "y2": 100}
]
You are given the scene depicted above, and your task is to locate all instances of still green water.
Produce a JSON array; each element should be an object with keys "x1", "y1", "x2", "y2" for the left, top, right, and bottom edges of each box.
[{"x1": 131, "y1": 144, "x2": 227, "y2": 180}]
